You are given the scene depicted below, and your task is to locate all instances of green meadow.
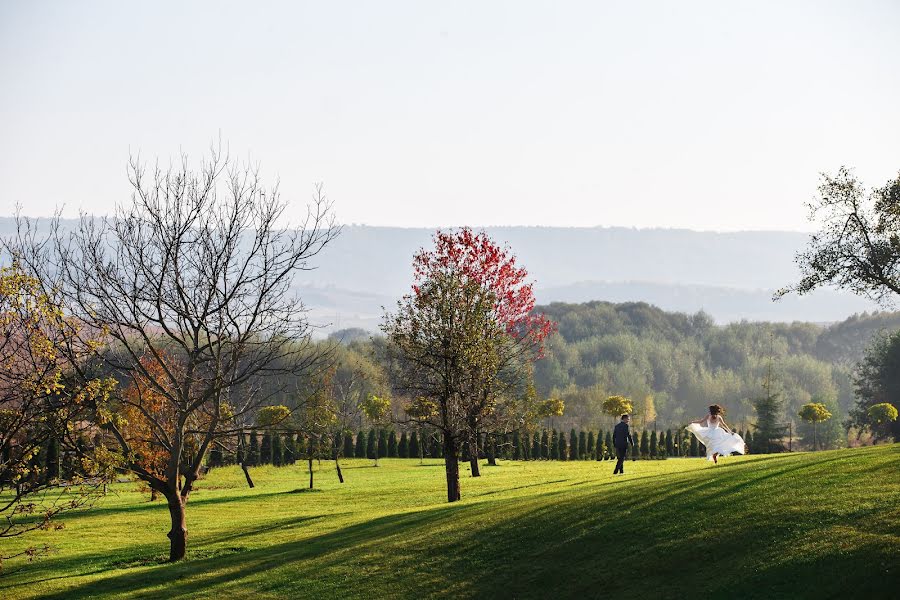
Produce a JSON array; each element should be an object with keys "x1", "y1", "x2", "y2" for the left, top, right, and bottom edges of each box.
[{"x1": 1, "y1": 445, "x2": 898, "y2": 599}]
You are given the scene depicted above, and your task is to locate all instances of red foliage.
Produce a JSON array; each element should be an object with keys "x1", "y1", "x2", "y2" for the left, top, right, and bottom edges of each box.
[{"x1": 412, "y1": 228, "x2": 555, "y2": 354}]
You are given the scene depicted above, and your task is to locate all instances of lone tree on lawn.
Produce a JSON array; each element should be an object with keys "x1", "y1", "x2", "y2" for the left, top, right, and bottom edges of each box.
[
  {"x1": 798, "y1": 403, "x2": 832, "y2": 450},
  {"x1": 603, "y1": 396, "x2": 633, "y2": 427},
  {"x1": 383, "y1": 229, "x2": 553, "y2": 502},
  {"x1": 8, "y1": 145, "x2": 338, "y2": 561}
]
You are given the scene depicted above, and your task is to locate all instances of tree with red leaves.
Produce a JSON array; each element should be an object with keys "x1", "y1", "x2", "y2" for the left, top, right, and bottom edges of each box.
[{"x1": 383, "y1": 229, "x2": 553, "y2": 502}]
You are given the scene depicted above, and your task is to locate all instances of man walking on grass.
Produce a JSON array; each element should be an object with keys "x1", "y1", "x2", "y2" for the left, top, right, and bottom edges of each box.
[{"x1": 613, "y1": 414, "x2": 634, "y2": 475}]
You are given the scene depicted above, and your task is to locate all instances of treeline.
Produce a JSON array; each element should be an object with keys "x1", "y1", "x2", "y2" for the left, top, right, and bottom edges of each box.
[{"x1": 195, "y1": 426, "x2": 769, "y2": 468}]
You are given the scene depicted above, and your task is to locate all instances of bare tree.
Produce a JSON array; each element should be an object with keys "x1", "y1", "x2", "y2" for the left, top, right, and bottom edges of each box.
[{"x1": 7, "y1": 145, "x2": 339, "y2": 561}]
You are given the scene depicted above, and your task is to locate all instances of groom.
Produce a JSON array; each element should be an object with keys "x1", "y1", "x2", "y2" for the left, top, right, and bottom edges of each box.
[{"x1": 612, "y1": 414, "x2": 634, "y2": 475}]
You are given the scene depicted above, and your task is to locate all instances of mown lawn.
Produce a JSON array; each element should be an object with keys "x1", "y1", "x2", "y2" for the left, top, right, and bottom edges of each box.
[{"x1": 1, "y1": 445, "x2": 898, "y2": 599}]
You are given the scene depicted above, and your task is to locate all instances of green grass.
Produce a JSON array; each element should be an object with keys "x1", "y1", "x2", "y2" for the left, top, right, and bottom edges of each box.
[{"x1": 1, "y1": 446, "x2": 898, "y2": 599}]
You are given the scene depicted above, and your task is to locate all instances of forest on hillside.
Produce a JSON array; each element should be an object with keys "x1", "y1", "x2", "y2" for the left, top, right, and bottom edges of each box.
[{"x1": 526, "y1": 302, "x2": 900, "y2": 447}]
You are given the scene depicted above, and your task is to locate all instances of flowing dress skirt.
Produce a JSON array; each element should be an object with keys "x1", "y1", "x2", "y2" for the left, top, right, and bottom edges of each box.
[{"x1": 685, "y1": 424, "x2": 745, "y2": 461}]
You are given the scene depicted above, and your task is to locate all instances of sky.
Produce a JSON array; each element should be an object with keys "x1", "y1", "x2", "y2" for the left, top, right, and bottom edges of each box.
[{"x1": 1, "y1": 0, "x2": 899, "y2": 231}]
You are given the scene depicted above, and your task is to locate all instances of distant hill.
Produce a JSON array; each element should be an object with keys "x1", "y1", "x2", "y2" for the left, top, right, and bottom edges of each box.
[{"x1": 0, "y1": 219, "x2": 886, "y2": 331}]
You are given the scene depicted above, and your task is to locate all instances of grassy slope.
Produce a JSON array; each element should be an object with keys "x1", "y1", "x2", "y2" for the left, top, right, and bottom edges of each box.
[{"x1": 1, "y1": 445, "x2": 898, "y2": 600}]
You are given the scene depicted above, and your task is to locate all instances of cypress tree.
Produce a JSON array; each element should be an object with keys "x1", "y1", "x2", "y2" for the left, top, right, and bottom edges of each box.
[
  {"x1": 409, "y1": 431, "x2": 420, "y2": 459},
  {"x1": 399, "y1": 431, "x2": 409, "y2": 458},
  {"x1": 649, "y1": 431, "x2": 658, "y2": 459},
  {"x1": 343, "y1": 432, "x2": 354, "y2": 458},
  {"x1": 640, "y1": 430, "x2": 650, "y2": 459},
  {"x1": 665, "y1": 429, "x2": 673, "y2": 457},
  {"x1": 377, "y1": 429, "x2": 388, "y2": 458},
  {"x1": 605, "y1": 431, "x2": 614, "y2": 460},
  {"x1": 388, "y1": 430, "x2": 398, "y2": 458},
  {"x1": 587, "y1": 431, "x2": 595, "y2": 459},
  {"x1": 631, "y1": 433, "x2": 639, "y2": 460},
  {"x1": 541, "y1": 430, "x2": 550, "y2": 459},
  {"x1": 284, "y1": 434, "x2": 296, "y2": 464},
  {"x1": 532, "y1": 432, "x2": 541, "y2": 460},
  {"x1": 558, "y1": 430, "x2": 567, "y2": 461},
  {"x1": 46, "y1": 438, "x2": 60, "y2": 480},
  {"x1": 550, "y1": 430, "x2": 559, "y2": 460},
  {"x1": 513, "y1": 430, "x2": 522, "y2": 460},
  {"x1": 366, "y1": 429, "x2": 377, "y2": 459},
  {"x1": 261, "y1": 431, "x2": 272, "y2": 465},
  {"x1": 569, "y1": 429, "x2": 578, "y2": 460},
  {"x1": 270, "y1": 433, "x2": 281, "y2": 466},
  {"x1": 249, "y1": 430, "x2": 260, "y2": 466},
  {"x1": 689, "y1": 433, "x2": 699, "y2": 457},
  {"x1": 430, "y1": 433, "x2": 442, "y2": 458},
  {"x1": 354, "y1": 431, "x2": 365, "y2": 458}
]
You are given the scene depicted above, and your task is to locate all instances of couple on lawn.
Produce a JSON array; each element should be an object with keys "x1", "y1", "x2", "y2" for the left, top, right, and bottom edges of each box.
[{"x1": 611, "y1": 404, "x2": 746, "y2": 475}]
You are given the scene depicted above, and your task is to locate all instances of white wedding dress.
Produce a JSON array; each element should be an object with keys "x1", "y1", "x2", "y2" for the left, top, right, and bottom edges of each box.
[{"x1": 685, "y1": 418, "x2": 745, "y2": 461}]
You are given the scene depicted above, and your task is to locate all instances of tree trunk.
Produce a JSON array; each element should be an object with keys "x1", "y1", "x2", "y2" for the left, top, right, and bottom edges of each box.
[
  {"x1": 308, "y1": 457, "x2": 314, "y2": 489},
  {"x1": 240, "y1": 461, "x2": 255, "y2": 488},
  {"x1": 486, "y1": 436, "x2": 497, "y2": 466},
  {"x1": 468, "y1": 432, "x2": 481, "y2": 477},
  {"x1": 150, "y1": 488, "x2": 159, "y2": 501},
  {"x1": 443, "y1": 433, "x2": 461, "y2": 503},
  {"x1": 166, "y1": 493, "x2": 188, "y2": 562},
  {"x1": 334, "y1": 454, "x2": 344, "y2": 483}
]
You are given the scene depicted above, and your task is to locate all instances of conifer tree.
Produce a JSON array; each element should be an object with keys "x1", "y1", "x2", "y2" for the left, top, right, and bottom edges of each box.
[
  {"x1": 541, "y1": 430, "x2": 550, "y2": 459},
  {"x1": 366, "y1": 429, "x2": 377, "y2": 459},
  {"x1": 639, "y1": 430, "x2": 649, "y2": 458},
  {"x1": 568, "y1": 429, "x2": 578, "y2": 460},
  {"x1": 533, "y1": 431, "x2": 541, "y2": 460},
  {"x1": 343, "y1": 432, "x2": 354, "y2": 458},
  {"x1": 631, "y1": 433, "x2": 639, "y2": 460},
  {"x1": 284, "y1": 434, "x2": 296, "y2": 465},
  {"x1": 388, "y1": 430, "x2": 398, "y2": 458},
  {"x1": 430, "y1": 432, "x2": 443, "y2": 458},
  {"x1": 744, "y1": 430, "x2": 753, "y2": 453},
  {"x1": 513, "y1": 431, "x2": 522, "y2": 460},
  {"x1": 587, "y1": 431, "x2": 595, "y2": 460},
  {"x1": 249, "y1": 431, "x2": 260, "y2": 466},
  {"x1": 272, "y1": 433, "x2": 283, "y2": 466},
  {"x1": 377, "y1": 429, "x2": 388, "y2": 458},
  {"x1": 550, "y1": 430, "x2": 559, "y2": 460},
  {"x1": 665, "y1": 430, "x2": 673, "y2": 456},
  {"x1": 649, "y1": 431, "x2": 657, "y2": 459},
  {"x1": 409, "y1": 431, "x2": 420, "y2": 459},
  {"x1": 558, "y1": 431, "x2": 568, "y2": 461},
  {"x1": 690, "y1": 433, "x2": 699, "y2": 457},
  {"x1": 399, "y1": 431, "x2": 409, "y2": 458},
  {"x1": 355, "y1": 431, "x2": 366, "y2": 458},
  {"x1": 605, "y1": 431, "x2": 614, "y2": 460},
  {"x1": 578, "y1": 431, "x2": 586, "y2": 460},
  {"x1": 260, "y1": 431, "x2": 272, "y2": 465}
]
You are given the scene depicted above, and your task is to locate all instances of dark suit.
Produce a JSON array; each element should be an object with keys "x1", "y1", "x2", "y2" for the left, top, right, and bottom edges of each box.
[{"x1": 612, "y1": 421, "x2": 634, "y2": 474}]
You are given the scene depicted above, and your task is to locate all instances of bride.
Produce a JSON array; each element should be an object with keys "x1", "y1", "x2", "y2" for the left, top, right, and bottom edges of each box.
[{"x1": 685, "y1": 404, "x2": 745, "y2": 464}]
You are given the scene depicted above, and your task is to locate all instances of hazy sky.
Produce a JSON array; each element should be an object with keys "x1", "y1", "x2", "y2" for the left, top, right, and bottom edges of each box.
[{"x1": 1, "y1": 1, "x2": 899, "y2": 230}]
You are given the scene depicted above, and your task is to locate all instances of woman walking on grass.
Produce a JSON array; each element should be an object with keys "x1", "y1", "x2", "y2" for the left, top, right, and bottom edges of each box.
[{"x1": 686, "y1": 404, "x2": 745, "y2": 464}]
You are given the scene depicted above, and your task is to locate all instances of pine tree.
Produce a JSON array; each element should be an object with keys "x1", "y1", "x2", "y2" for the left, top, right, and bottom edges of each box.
[
  {"x1": 550, "y1": 430, "x2": 559, "y2": 460},
  {"x1": 388, "y1": 430, "x2": 398, "y2": 458},
  {"x1": 754, "y1": 361, "x2": 786, "y2": 453},
  {"x1": 366, "y1": 429, "x2": 377, "y2": 459},
  {"x1": 512, "y1": 430, "x2": 522, "y2": 460},
  {"x1": 631, "y1": 433, "x2": 640, "y2": 460},
  {"x1": 665, "y1": 430, "x2": 673, "y2": 456},
  {"x1": 409, "y1": 431, "x2": 420, "y2": 459},
  {"x1": 605, "y1": 431, "x2": 614, "y2": 460},
  {"x1": 533, "y1": 431, "x2": 541, "y2": 460},
  {"x1": 569, "y1": 429, "x2": 578, "y2": 460},
  {"x1": 587, "y1": 431, "x2": 595, "y2": 460},
  {"x1": 272, "y1": 433, "x2": 283, "y2": 466},
  {"x1": 343, "y1": 432, "x2": 354, "y2": 458},
  {"x1": 649, "y1": 431, "x2": 658, "y2": 459},
  {"x1": 541, "y1": 430, "x2": 550, "y2": 459},
  {"x1": 690, "y1": 433, "x2": 699, "y2": 457},
  {"x1": 355, "y1": 431, "x2": 366, "y2": 458},
  {"x1": 45, "y1": 438, "x2": 59, "y2": 480},
  {"x1": 249, "y1": 430, "x2": 260, "y2": 466},
  {"x1": 399, "y1": 431, "x2": 409, "y2": 458}
]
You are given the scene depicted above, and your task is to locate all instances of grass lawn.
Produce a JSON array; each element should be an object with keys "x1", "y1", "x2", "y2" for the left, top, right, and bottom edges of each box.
[{"x1": 1, "y1": 445, "x2": 898, "y2": 599}]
